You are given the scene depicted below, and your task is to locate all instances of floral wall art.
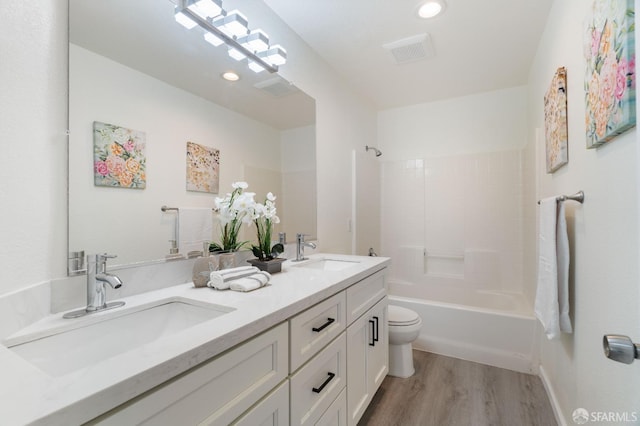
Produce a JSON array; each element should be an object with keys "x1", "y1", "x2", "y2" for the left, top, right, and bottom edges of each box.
[
  {"x1": 544, "y1": 67, "x2": 569, "y2": 173},
  {"x1": 93, "y1": 121, "x2": 146, "y2": 189},
  {"x1": 584, "y1": 0, "x2": 636, "y2": 148},
  {"x1": 186, "y1": 141, "x2": 220, "y2": 193}
]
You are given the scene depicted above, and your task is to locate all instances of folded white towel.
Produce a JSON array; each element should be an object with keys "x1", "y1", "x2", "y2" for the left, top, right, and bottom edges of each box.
[
  {"x1": 535, "y1": 197, "x2": 572, "y2": 340},
  {"x1": 230, "y1": 272, "x2": 271, "y2": 292},
  {"x1": 208, "y1": 266, "x2": 259, "y2": 290}
]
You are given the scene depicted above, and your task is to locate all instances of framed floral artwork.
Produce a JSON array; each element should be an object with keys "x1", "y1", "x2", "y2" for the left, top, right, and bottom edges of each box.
[
  {"x1": 584, "y1": 0, "x2": 636, "y2": 148},
  {"x1": 544, "y1": 67, "x2": 569, "y2": 173},
  {"x1": 93, "y1": 121, "x2": 146, "y2": 189},
  {"x1": 186, "y1": 141, "x2": 220, "y2": 193}
]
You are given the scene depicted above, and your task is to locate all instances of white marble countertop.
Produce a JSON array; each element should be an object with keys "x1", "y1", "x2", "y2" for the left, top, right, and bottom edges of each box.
[{"x1": 0, "y1": 253, "x2": 389, "y2": 425}]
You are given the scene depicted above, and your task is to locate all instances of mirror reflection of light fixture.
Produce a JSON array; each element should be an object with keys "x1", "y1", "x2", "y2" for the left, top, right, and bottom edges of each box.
[
  {"x1": 212, "y1": 10, "x2": 249, "y2": 38},
  {"x1": 175, "y1": 0, "x2": 285, "y2": 73},
  {"x1": 264, "y1": 45, "x2": 287, "y2": 66},
  {"x1": 187, "y1": 0, "x2": 223, "y2": 19},
  {"x1": 204, "y1": 30, "x2": 224, "y2": 47},
  {"x1": 239, "y1": 30, "x2": 270, "y2": 53},
  {"x1": 418, "y1": 0, "x2": 446, "y2": 18},
  {"x1": 248, "y1": 60, "x2": 265, "y2": 73},
  {"x1": 228, "y1": 47, "x2": 246, "y2": 61}
]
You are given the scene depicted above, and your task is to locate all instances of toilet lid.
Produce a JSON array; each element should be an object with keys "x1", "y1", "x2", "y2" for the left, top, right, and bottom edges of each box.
[{"x1": 388, "y1": 305, "x2": 421, "y2": 326}]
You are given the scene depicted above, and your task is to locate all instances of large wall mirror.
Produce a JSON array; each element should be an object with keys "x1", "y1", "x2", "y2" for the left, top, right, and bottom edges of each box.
[{"x1": 68, "y1": 0, "x2": 316, "y2": 273}]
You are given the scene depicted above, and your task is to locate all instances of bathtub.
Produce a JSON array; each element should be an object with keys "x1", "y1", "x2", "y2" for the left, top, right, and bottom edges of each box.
[{"x1": 388, "y1": 280, "x2": 538, "y2": 373}]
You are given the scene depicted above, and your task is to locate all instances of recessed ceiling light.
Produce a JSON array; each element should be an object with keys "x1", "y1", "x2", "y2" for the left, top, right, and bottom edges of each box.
[
  {"x1": 418, "y1": 0, "x2": 445, "y2": 19},
  {"x1": 222, "y1": 71, "x2": 240, "y2": 81}
]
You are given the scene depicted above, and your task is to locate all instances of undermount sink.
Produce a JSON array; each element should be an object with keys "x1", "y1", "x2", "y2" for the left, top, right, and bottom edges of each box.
[
  {"x1": 295, "y1": 258, "x2": 361, "y2": 271},
  {"x1": 5, "y1": 298, "x2": 234, "y2": 377}
]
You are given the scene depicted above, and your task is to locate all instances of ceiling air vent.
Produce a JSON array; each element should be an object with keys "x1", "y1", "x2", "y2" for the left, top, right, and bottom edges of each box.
[
  {"x1": 254, "y1": 77, "x2": 299, "y2": 97},
  {"x1": 382, "y1": 33, "x2": 435, "y2": 64}
]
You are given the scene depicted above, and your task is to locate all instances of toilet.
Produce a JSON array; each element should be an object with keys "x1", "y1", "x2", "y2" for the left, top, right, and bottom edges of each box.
[{"x1": 387, "y1": 305, "x2": 423, "y2": 378}]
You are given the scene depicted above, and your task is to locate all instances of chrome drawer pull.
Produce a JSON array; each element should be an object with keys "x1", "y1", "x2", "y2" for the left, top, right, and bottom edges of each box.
[
  {"x1": 312, "y1": 317, "x2": 335, "y2": 333},
  {"x1": 312, "y1": 372, "x2": 336, "y2": 393}
]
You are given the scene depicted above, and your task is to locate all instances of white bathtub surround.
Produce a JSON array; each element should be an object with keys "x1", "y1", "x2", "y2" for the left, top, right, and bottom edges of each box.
[
  {"x1": 0, "y1": 254, "x2": 388, "y2": 425},
  {"x1": 535, "y1": 197, "x2": 572, "y2": 340},
  {"x1": 381, "y1": 149, "x2": 526, "y2": 297}
]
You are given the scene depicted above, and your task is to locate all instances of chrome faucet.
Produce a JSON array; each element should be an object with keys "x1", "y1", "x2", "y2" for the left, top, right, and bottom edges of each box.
[
  {"x1": 63, "y1": 253, "x2": 125, "y2": 319},
  {"x1": 294, "y1": 233, "x2": 316, "y2": 262}
]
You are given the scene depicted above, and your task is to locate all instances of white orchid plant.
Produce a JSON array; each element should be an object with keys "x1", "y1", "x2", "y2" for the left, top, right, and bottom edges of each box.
[
  {"x1": 211, "y1": 182, "x2": 256, "y2": 252},
  {"x1": 251, "y1": 192, "x2": 284, "y2": 261},
  {"x1": 211, "y1": 182, "x2": 284, "y2": 260}
]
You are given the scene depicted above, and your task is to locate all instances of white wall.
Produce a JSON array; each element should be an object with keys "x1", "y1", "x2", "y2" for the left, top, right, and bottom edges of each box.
[
  {"x1": 0, "y1": 0, "x2": 68, "y2": 294},
  {"x1": 378, "y1": 86, "x2": 529, "y2": 160},
  {"x1": 526, "y1": 0, "x2": 640, "y2": 422}
]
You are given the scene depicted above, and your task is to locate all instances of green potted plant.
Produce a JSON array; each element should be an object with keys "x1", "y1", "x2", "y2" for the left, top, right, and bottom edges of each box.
[
  {"x1": 248, "y1": 192, "x2": 285, "y2": 273},
  {"x1": 211, "y1": 182, "x2": 255, "y2": 268}
]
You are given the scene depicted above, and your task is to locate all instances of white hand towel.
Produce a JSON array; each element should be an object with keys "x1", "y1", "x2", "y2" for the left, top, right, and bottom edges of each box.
[
  {"x1": 556, "y1": 201, "x2": 572, "y2": 334},
  {"x1": 230, "y1": 271, "x2": 271, "y2": 292},
  {"x1": 208, "y1": 266, "x2": 259, "y2": 290},
  {"x1": 535, "y1": 197, "x2": 572, "y2": 340},
  {"x1": 178, "y1": 208, "x2": 213, "y2": 256}
]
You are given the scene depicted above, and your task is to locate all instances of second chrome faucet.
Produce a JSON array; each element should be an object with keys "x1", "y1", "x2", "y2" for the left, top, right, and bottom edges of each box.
[{"x1": 294, "y1": 233, "x2": 316, "y2": 262}]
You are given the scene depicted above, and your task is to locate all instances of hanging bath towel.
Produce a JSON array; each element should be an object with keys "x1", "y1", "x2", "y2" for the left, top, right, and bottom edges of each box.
[{"x1": 535, "y1": 197, "x2": 573, "y2": 340}]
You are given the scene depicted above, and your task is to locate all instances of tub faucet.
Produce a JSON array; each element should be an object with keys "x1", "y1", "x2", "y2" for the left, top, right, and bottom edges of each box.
[
  {"x1": 63, "y1": 253, "x2": 125, "y2": 319},
  {"x1": 294, "y1": 233, "x2": 316, "y2": 262}
]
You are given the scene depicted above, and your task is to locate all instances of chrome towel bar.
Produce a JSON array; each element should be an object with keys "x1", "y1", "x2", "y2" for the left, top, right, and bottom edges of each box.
[{"x1": 537, "y1": 190, "x2": 584, "y2": 205}]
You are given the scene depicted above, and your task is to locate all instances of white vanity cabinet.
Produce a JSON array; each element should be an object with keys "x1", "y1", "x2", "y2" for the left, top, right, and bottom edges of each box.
[
  {"x1": 345, "y1": 271, "x2": 389, "y2": 426},
  {"x1": 86, "y1": 267, "x2": 387, "y2": 426},
  {"x1": 89, "y1": 323, "x2": 289, "y2": 426}
]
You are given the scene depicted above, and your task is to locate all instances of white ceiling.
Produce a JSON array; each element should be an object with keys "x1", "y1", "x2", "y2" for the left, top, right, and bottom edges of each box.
[{"x1": 264, "y1": 0, "x2": 554, "y2": 109}]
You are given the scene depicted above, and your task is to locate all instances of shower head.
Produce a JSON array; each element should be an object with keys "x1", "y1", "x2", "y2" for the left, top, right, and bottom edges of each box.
[{"x1": 365, "y1": 145, "x2": 382, "y2": 157}]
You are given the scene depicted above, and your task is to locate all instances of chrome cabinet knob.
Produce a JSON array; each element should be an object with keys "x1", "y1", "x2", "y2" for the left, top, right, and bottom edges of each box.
[{"x1": 603, "y1": 335, "x2": 640, "y2": 364}]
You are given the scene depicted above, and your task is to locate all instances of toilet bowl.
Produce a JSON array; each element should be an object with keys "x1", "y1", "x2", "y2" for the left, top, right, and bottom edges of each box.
[{"x1": 387, "y1": 305, "x2": 422, "y2": 378}]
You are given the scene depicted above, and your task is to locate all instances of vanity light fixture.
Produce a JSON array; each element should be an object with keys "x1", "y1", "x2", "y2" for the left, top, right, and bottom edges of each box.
[
  {"x1": 417, "y1": 0, "x2": 446, "y2": 18},
  {"x1": 228, "y1": 47, "x2": 246, "y2": 61},
  {"x1": 212, "y1": 10, "x2": 249, "y2": 38},
  {"x1": 263, "y1": 45, "x2": 287, "y2": 66},
  {"x1": 248, "y1": 60, "x2": 265, "y2": 73},
  {"x1": 174, "y1": 0, "x2": 285, "y2": 73},
  {"x1": 239, "y1": 30, "x2": 270, "y2": 53}
]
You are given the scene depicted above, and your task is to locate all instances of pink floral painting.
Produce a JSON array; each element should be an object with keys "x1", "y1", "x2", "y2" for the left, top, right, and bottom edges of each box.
[
  {"x1": 186, "y1": 142, "x2": 219, "y2": 193},
  {"x1": 544, "y1": 67, "x2": 569, "y2": 173},
  {"x1": 93, "y1": 122, "x2": 146, "y2": 189},
  {"x1": 584, "y1": 0, "x2": 636, "y2": 148}
]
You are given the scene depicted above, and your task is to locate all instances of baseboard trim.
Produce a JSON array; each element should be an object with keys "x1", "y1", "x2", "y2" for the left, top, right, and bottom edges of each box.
[{"x1": 538, "y1": 364, "x2": 567, "y2": 426}]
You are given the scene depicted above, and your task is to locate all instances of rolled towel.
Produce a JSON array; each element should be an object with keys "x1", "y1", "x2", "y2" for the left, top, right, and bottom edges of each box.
[
  {"x1": 230, "y1": 271, "x2": 271, "y2": 292},
  {"x1": 208, "y1": 266, "x2": 259, "y2": 290}
]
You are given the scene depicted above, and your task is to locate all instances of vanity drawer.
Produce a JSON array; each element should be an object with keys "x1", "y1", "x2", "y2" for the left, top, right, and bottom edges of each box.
[
  {"x1": 290, "y1": 291, "x2": 346, "y2": 372},
  {"x1": 290, "y1": 333, "x2": 347, "y2": 426},
  {"x1": 346, "y1": 269, "x2": 386, "y2": 325},
  {"x1": 316, "y1": 387, "x2": 347, "y2": 426},
  {"x1": 90, "y1": 322, "x2": 288, "y2": 426}
]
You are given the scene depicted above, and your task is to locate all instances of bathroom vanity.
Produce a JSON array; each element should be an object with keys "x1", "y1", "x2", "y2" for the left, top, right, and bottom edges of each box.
[{"x1": 0, "y1": 254, "x2": 389, "y2": 425}]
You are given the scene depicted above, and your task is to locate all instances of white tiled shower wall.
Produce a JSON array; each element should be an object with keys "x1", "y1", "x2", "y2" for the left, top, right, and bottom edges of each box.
[{"x1": 381, "y1": 149, "x2": 525, "y2": 296}]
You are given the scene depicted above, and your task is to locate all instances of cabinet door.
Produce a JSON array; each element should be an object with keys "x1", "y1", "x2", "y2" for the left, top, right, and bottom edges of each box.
[
  {"x1": 232, "y1": 380, "x2": 289, "y2": 426},
  {"x1": 346, "y1": 297, "x2": 388, "y2": 426}
]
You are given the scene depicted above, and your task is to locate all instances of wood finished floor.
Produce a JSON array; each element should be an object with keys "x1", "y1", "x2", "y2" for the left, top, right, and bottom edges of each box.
[{"x1": 359, "y1": 350, "x2": 557, "y2": 426}]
